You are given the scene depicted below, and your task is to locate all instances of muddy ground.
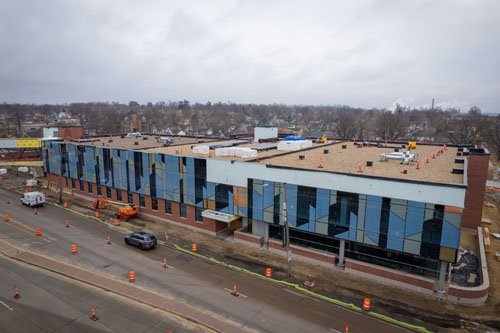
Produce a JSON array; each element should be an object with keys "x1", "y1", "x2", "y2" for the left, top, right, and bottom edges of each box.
[{"x1": 1, "y1": 169, "x2": 499, "y2": 332}]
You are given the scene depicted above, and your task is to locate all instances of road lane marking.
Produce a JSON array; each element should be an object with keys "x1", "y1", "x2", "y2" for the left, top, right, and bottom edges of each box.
[
  {"x1": 0, "y1": 300, "x2": 13, "y2": 311},
  {"x1": 4, "y1": 217, "x2": 56, "y2": 242},
  {"x1": 223, "y1": 287, "x2": 248, "y2": 298}
]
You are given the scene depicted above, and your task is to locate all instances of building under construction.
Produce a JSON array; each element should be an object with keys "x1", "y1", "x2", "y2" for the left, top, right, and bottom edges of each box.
[{"x1": 42, "y1": 128, "x2": 490, "y2": 303}]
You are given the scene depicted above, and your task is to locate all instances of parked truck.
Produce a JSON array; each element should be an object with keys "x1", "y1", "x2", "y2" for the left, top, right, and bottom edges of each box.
[{"x1": 20, "y1": 191, "x2": 45, "y2": 207}]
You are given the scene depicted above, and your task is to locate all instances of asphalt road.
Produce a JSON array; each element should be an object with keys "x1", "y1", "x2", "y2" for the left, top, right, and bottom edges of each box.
[
  {"x1": 0, "y1": 188, "x2": 411, "y2": 333},
  {"x1": 0, "y1": 255, "x2": 203, "y2": 333}
]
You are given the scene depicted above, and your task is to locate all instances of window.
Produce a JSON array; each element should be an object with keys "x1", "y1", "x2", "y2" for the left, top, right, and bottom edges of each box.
[
  {"x1": 116, "y1": 189, "x2": 122, "y2": 201},
  {"x1": 106, "y1": 187, "x2": 112, "y2": 198},
  {"x1": 152, "y1": 198, "x2": 158, "y2": 211},
  {"x1": 88, "y1": 182, "x2": 93, "y2": 193},
  {"x1": 195, "y1": 207, "x2": 203, "y2": 222},
  {"x1": 139, "y1": 194, "x2": 145, "y2": 207},
  {"x1": 97, "y1": 185, "x2": 102, "y2": 196},
  {"x1": 180, "y1": 203, "x2": 187, "y2": 218},
  {"x1": 128, "y1": 192, "x2": 134, "y2": 205},
  {"x1": 79, "y1": 180, "x2": 84, "y2": 191},
  {"x1": 165, "y1": 200, "x2": 172, "y2": 214}
]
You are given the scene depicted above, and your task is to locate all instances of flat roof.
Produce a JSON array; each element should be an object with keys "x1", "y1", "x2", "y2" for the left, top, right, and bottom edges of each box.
[
  {"x1": 65, "y1": 136, "x2": 465, "y2": 185},
  {"x1": 71, "y1": 135, "x2": 214, "y2": 150},
  {"x1": 263, "y1": 142, "x2": 464, "y2": 185}
]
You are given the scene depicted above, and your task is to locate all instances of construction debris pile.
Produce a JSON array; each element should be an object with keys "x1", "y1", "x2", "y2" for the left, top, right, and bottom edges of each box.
[{"x1": 450, "y1": 249, "x2": 480, "y2": 287}]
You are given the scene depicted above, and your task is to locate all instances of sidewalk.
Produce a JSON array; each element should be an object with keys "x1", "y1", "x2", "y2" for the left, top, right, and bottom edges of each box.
[{"x1": 0, "y1": 240, "x2": 250, "y2": 333}]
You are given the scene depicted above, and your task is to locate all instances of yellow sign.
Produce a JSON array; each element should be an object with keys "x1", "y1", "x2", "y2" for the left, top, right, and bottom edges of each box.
[{"x1": 15, "y1": 139, "x2": 41, "y2": 148}]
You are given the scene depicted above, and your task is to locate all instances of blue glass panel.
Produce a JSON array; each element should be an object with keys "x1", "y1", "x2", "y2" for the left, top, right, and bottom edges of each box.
[
  {"x1": 405, "y1": 201, "x2": 425, "y2": 237},
  {"x1": 440, "y1": 220, "x2": 460, "y2": 248},
  {"x1": 364, "y1": 195, "x2": 382, "y2": 245},
  {"x1": 387, "y1": 212, "x2": 405, "y2": 251},
  {"x1": 186, "y1": 157, "x2": 195, "y2": 204},
  {"x1": 286, "y1": 184, "x2": 297, "y2": 227}
]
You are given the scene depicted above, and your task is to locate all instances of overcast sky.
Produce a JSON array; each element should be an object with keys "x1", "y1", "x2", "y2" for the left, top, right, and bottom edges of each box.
[{"x1": 1, "y1": 0, "x2": 499, "y2": 111}]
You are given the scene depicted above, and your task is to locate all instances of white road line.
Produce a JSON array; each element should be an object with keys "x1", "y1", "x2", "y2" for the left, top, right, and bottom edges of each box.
[
  {"x1": 223, "y1": 287, "x2": 248, "y2": 298},
  {"x1": 330, "y1": 328, "x2": 342, "y2": 333},
  {"x1": 0, "y1": 300, "x2": 13, "y2": 311}
]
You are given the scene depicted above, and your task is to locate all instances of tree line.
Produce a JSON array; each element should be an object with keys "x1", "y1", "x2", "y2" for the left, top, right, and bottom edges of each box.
[{"x1": 1, "y1": 101, "x2": 499, "y2": 160}]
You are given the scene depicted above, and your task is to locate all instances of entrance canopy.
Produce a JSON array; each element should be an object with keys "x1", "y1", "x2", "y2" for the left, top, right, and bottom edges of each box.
[{"x1": 202, "y1": 209, "x2": 239, "y2": 223}]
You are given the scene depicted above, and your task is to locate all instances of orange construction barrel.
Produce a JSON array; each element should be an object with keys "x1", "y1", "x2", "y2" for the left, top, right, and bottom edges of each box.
[
  {"x1": 95, "y1": 211, "x2": 100, "y2": 218},
  {"x1": 63, "y1": 202, "x2": 68, "y2": 208},
  {"x1": 265, "y1": 267, "x2": 272, "y2": 278},
  {"x1": 363, "y1": 297, "x2": 371, "y2": 311},
  {"x1": 129, "y1": 271, "x2": 135, "y2": 282},
  {"x1": 71, "y1": 243, "x2": 78, "y2": 254},
  {"x1": 35, "y1": 227, "x2": 42, "y2": 236},
  {"x1": 192, "y1": 243, "x2": 197, "y2": 253},
  {"x1": 3, "y1": 214, "x2": 9, "y2": 222}
]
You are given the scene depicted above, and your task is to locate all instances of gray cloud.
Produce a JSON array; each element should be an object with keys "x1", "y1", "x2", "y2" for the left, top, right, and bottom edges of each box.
[{"x1": 0, "y1": 0, "x2": 499, "y2": 111}]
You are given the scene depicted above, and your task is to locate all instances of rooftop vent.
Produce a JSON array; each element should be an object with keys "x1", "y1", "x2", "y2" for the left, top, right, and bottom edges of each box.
[
  {"x1": 299, "y1": 155, "x2": 305, "y2": 160},
  {"x1": 342, "y1": 144, "x2": 347, "y2": 149},
  {"x1": 454, "y1": 159, "x2": 464, "y2": 164},
  {"x1": 108, "y1": 139, "x2": 113, "y2": 143},
  {"x1": 323, "y1": 149, "x2": 329, "y2": 154},
  {"x1": 142, "y1": 137, "x2": 148, "y2": 140},
  {"x1": 394, "y1": 148, "x2": 399, "y2": 152},
  {"x1": 366, "y1": 161, "x2": 373, "y2": 167},
  {"x1": 134, "y1": 142, "x2": 139, "y2": 146},
  {"x1": 120, "y1": 135, "x2": 125, "y2": 139},
  {"x1": 452, "y1": 168, "x2": 464, "y2": 174},
  {"x1": 456, "y1": 152, "x2": 462, "y2": 156}
]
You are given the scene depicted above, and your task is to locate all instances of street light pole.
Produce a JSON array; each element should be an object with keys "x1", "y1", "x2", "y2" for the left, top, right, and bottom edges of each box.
[{"x1": 282, "y1": 183, "x2": 292, "y2": 277}]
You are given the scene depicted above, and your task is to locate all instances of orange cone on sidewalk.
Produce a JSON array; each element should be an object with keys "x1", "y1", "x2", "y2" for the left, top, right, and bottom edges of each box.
[
  {"x1": 63, "y1": 202, "x2": 68, "y2": 208},
  {"x1": 114, "y1": 218, "x2": 120, "y2": 226},
  {"x1": 357, "y1": 162, "x2": 362, "y2": 172},
  {"x1": 363, "y1": 297, "x2": 371, "y2": 311},
  {"x1": 129, "y1": 271, "x2": 135, "y2": 282},
  {"x1": 265, "y1": 267, "x2": 272, "y2": 278},
  {"x1": 95, "y1": 211, "x2": 100, "y2": 219},
  {"x1": 71, "y1": 243, "x2": 78, "y2": 254},
  {"x1": 35, "y1": 227, "x2": 42, "y2": 236},
  {"x1": 416, "y1": 161, "x2": 420, "y2": 169},
  {"x1": 192, "y1": 243, "x2": 197, "y2": 253},
  {"x1": 90, "y1": 305, "x2": 98, "y2": 321},
  {"x1": 3, "y1": 213, "x2": 9, "y2": 222},
  {"x1": 13, "y1": 285, "x2": 21, "y2": 299}
]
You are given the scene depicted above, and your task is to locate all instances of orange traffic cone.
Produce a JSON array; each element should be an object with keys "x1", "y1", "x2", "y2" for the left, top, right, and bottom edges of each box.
[
  {"x1": 163, "y1": 256, "x2": 167, "y2": 269},
  {"x1": 192, "y1": 243, "x2": 197, "y2": 253},
  {"x1": 35, "y1": 227, "x2": 42, "y2": 236},
  {"x1": 63, "y1": 202, "x2": 68, "y2": 208},
  {"x1": 425, "y1": 156, "x2": 429, "y2": 163},
  {"x1": 318, "y1": 157, "x2": 324, "y2": 168},
  {"x1": 357, "y1": 162, "x2": 362, "y2": 172},
  {"x1": 232, "y1": 283, "x2": 238, "y2": 297},
  {"x1": 416, "y1": 161, "x2": 420, "y2": 169},
  {"x1": 3, "y1": 213, "x2": 9, "y2": 222},
  {"x1": 33, "y1": 207, "x2": 38, "y2": 214},
  {"x1": 65, "y1": 220, "x2": 69, "y2": 228},
  {"x1": 114, "y1": 218, "x2": 120, "y2": 226},
  {"x1": 90, "y1": 305, "x2": 98, "y2": 321},
  {"x1": 13, "y1": 285, "x2": 21, "y2": 299},
  {"x1": 265, "y1": 267, "x2": 272, "y2": 278},
  {"x1": 71, "y1": 243, "x2": 77, "y2": 254},
  {"x1": 95, "y1": 211, "x2": 100, "y2": 218},
  {"x1": 106, "y1": 235, "x2": 111, "y2": 245},
  {"x1": 345, "y1": 323, "x2": 349, "y2": 333}
]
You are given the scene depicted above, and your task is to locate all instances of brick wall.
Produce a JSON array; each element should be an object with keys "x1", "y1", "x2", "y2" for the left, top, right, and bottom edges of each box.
[{"x1": 462, "y1": 153, "x2": 490, "y2": 228}]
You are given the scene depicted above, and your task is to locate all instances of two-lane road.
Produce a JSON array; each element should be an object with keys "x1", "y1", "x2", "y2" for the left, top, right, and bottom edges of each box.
[{"x1": 0, "y1": 188, "x2": 412, "y2": 333}]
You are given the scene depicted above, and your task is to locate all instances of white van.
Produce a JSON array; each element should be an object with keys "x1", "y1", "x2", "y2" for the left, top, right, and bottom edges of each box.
[{"x1": 21, "y1": 191, "x2": 46, "y2": 207}]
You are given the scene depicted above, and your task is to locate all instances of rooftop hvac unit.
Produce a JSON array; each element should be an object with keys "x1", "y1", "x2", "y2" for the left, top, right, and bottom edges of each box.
[{"x1": 157, "y1": 136, "x2": 173, "y2": 145}]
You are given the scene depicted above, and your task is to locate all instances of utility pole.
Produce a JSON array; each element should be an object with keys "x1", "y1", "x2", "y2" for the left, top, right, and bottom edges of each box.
[
  {"x1": 59, "y1": 147, "x2": 63, "y2": 204},
  {"x1": 282, "y1": 183, "x2": 292, "y2": 277}
]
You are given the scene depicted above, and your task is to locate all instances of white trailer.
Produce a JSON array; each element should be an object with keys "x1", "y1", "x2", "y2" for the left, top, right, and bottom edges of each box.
[{"x1": 21, "y1": 191, "x2": 45, "y2": 207}]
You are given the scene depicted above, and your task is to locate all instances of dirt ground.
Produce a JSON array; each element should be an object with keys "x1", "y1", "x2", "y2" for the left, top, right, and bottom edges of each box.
[{"x1": 1, "y1": 169, "x2": 499, "y2": 332}]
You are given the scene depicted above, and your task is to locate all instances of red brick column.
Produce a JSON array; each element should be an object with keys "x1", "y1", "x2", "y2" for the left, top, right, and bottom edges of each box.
[{"x1": 462, "y1": 151, "x2": 490, "y2": 228}]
